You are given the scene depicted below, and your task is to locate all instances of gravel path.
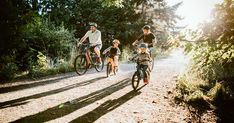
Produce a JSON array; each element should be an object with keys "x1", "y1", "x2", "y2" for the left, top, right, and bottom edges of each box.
[{"x1": 0, "y1": 49, "x2": 202, "y2": 123}]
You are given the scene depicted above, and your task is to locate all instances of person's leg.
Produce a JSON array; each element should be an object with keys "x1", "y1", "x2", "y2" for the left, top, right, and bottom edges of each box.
[
  {"x1": 110, "y1": 58, "x2": 115, "y2": 71},
  {"x1": 94, "y1": 44, "x2": 102, "y2": 63},
  {"x1": 114, "y1": 56, "x2": 119, "y2": 67},
  {"x1": 148, "y1": 47, "x2": 153, "y2": 57},
  {"x1": 143, "y1": 65, "x2": 150, "y2": 84},
  {"x1": 85, "y1": 51, "x2": 91, "y2": 65}
]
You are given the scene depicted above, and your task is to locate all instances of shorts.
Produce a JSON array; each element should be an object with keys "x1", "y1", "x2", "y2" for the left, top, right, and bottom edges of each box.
[
  {"x1": 90, "y1": 44, "x2": 102, "y2": 52},
  {"x1": 107, "y1": 56, "x2": 119, "y2": 66}
]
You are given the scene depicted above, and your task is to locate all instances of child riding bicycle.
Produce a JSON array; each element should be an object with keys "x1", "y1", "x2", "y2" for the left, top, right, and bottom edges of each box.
[
  {"x1": 103, "y1": 39, "x2": 121, "y2": 71},
  {"x1": 131, "y1": 43, "x2": 152, "y2": 84}
]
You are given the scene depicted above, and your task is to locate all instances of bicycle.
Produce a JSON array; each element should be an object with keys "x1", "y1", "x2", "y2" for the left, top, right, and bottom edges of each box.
[
  {"x1": 74, "y1": 43, "x2": 104, "y2": 75},
  {"x1": 132, "y1": 43, "x2": 155, "y2": 71},
  {"x1": 106, "y1": 53, "x2": 118, "y2": 77},
  {"x1": 131, "y1": 58, "x2": 151, "y2": 91}
]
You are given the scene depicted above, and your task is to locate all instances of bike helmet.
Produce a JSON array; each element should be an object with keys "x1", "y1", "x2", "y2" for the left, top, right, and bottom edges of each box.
[
  {"x1": 89, "y1": 22, "x2": 97, "y2": 28},
  {"x1": 143, "y1": 25, "x2": 150, "y2": 30},
  {"x1": 113, "y1": 39, "x2": 120, "y2": 44},
  {"x1": 139, "y1": 43, "x2": 148, "y2": 48}
]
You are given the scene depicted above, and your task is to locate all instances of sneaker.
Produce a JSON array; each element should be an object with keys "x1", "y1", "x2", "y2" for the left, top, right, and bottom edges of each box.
[{"x1": 144, "y1": 79, "x2": 149, "y2": 85}]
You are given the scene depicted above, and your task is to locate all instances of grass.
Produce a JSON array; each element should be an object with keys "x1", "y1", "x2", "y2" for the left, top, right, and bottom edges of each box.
[
  {"x1": 12, "y1": 63, "x2": 74, "y2": 81},
  {"x1": 175, "y1": 70, "x2": 234, "y2": 122}
]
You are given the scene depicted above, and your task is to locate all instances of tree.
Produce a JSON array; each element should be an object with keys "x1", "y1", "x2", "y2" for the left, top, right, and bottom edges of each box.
[{"x1": 185, "y1": 0, "x2": 234, "y2": 81}]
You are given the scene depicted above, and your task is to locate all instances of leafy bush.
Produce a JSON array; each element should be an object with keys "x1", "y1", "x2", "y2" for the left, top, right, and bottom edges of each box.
[
  {"x1": 0, "y1": 62, "x2": 18, "y2": 80},
  {"x1": 176, "y1": 1, "x2": 234, "y2": 120},
  {"x1": 24, "y1": 20, "x2": 74, "y2": 60}
]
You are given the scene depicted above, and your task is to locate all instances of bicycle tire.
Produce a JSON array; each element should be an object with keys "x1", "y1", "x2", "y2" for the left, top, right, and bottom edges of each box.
[
  {"x1": 74, "y1": 55, "x2": 88, "y2": 75},
  {"x1": 132, "y1": 72, "x2": 140, "y2": 91}
]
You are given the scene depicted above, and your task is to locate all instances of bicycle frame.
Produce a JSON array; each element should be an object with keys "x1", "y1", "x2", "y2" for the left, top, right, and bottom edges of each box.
[{"x1": 79, "y1": 43, "x2": 98, "y2": 65}]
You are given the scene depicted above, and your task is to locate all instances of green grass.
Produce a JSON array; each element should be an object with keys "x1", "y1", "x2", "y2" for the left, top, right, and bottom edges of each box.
[{"x1": 175, "y1": 72, "x2": 234, "y2": 111}]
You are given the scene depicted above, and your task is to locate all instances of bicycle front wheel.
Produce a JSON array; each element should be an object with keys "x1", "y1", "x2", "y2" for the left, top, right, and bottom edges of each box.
[
  {"x1": 74, "y1": 55, "x2": 88, "y2": 75},
  {"x1": 132, "y1": 72, "x2": 140, "y2": 91}
]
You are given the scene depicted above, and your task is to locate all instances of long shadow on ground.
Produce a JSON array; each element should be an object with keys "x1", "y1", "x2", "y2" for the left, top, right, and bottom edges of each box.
[
  {"x1": 11, "y1": 78, "x2": 132, "y2": 123},
  {"x1": 0, "y1": 74, "x2": 77, "y2": 94},
  {"x1": 71, "y1": 85, "x2": 145, "y2": 123},
  {"x1": 0, "y1": 77, "x2": 106, "y2": 109}
]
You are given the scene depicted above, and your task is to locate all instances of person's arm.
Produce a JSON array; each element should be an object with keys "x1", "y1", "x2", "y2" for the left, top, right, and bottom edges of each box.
[
  {"x1": 149, "y1": 34, "x2": 156, "y2": 47},
  {"x1": 78, "y1": 31, "x2": 89, "y2": 46},
  {"x1": 117, "y1": 47, "x2": 121, "y2": 55},
  {"x1": 148, "y1": 54, "x2": 152, "y2": 62},
  {"x1": 130, "y1": 54, "x2": 138, "y2": 61},
  {"x1": 132, "y1": 34, "x2": 143, "y2": 46},
  {"x1": 103, "y1": 46, "x2": 111, "y2": 54}
]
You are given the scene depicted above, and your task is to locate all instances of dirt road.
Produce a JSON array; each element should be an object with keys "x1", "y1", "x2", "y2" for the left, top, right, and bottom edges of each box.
[{"x1": 0, "y1": 49, "x2": 194, "y2": 123}]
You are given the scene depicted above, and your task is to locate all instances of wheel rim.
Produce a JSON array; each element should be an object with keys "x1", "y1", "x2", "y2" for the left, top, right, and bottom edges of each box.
[{"x1": 74, "y1": 55, "x2": 87, "y2": 75}]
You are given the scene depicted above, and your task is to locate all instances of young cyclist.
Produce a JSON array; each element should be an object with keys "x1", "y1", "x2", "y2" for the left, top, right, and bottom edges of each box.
[
  {"x1": 132, "y1": 25, "x2": 157, "y2": 55},
  {"x1": 131, "y1": 43, "x2": 152, "y2": 84},
  {"x1": 102, "y1": 39, "x2": 121, "y2": 71}
]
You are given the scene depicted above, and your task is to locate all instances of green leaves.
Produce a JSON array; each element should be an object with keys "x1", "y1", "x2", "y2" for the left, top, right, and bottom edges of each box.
[{"x1": 185, "y1": 0, "x2": 234, "y2": 81}]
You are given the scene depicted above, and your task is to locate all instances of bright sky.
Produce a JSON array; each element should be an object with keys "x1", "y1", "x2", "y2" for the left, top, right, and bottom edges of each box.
[{"x1": 166, "y1": 0, "x2": 223, "y2": 29}]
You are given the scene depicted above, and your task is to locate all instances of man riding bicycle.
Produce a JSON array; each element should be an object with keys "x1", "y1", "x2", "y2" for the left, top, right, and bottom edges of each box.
[
  {"x1": 132, "y1": 25, "x2": 157, "y2": 54},
  {"x1": 78, "y1": 23, "x2": 102, "y2": 65}
]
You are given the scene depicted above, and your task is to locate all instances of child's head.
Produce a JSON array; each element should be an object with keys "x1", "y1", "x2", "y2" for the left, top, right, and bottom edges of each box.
[
  {"x1": 139, "y1": 43, "x2": 148, "y2": 53},
  {"x1": 112, "y1": 39, "x2": 120, "y2": 47}
]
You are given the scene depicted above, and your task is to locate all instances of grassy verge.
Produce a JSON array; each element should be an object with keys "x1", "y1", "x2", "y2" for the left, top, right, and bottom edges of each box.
[{"x1": 175, "y1": 71, "x2": 234, "y2": 122}]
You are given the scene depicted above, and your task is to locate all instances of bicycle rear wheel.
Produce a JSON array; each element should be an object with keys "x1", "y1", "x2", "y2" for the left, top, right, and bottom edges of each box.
[
  {"x1": 74, "y1": 55, "x2": 88, "y2": 75},
  {"x1": 132, "y1": 72, "x2": 140, "y2": 91}
]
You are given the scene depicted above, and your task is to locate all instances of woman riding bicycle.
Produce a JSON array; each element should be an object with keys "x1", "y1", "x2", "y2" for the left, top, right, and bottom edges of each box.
[
  {"x1": 78, "y1": 23, "x2": 102, "y2": 65},
  {"x1": 103, "y1": 39, "x2": 121, "y2": 72},
  {"x1": 132, "y1": 25, "x2": 157, "y2": 54}
]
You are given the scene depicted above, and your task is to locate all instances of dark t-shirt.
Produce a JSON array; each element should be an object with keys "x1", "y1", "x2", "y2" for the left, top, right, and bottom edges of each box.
[
  {"x1": 137, "y1": 33, "x2": 155, "y2": 47},
  {"x1": 110, "y1": 47, "x2": 118, "y2": 55}
]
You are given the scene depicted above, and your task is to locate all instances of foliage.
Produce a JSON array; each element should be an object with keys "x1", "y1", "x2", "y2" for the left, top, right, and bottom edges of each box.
[
  {"x1": 176, "y1": 0, "x2": 234, "y2": 121},
  {"x1": 0, "y1": 0, "x2": 181, "y2": 80},
  {"x1": 183, "y1": 0, "x2": 234, "y2": 81}
]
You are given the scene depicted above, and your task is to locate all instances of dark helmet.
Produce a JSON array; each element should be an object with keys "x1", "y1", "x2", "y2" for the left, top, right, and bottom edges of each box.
[
  {"x1": 143, "y1": 25, "x2": 150, "y2": 30},
  {"x1": 89, "y1": 22, "x2": 97, "y2": 28}
]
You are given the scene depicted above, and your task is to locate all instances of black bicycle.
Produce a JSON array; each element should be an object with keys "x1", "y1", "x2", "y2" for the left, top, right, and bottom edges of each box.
[
  {"x1": 74, "y1": 43, "x2": 104, "y2": 75},
  {"x1": 131, "y1": 59, "x2": 150, "y2": 91}
]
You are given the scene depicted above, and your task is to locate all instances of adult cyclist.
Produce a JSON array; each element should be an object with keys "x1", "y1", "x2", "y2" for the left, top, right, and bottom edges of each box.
[
  {"x1": 78, "y1": 23, "x2": 102, "y2": 64},
  {"x1": 132, "y1": 25, "x2": 157, "y2": 55}
]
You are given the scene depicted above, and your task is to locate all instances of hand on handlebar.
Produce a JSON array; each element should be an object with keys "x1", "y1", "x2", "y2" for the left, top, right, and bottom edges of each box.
[
  {"x1": 77, "y1": 42, "x2": 82, "y2": 47},
  {"x1": 132, "y1": 42, "x2": 136, "y2": 46}
]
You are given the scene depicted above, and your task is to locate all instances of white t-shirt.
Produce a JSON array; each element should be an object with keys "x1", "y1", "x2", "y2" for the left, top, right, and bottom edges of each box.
[{"x1": 84, "y1": 30, "x2": 102, "y2": 45}]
